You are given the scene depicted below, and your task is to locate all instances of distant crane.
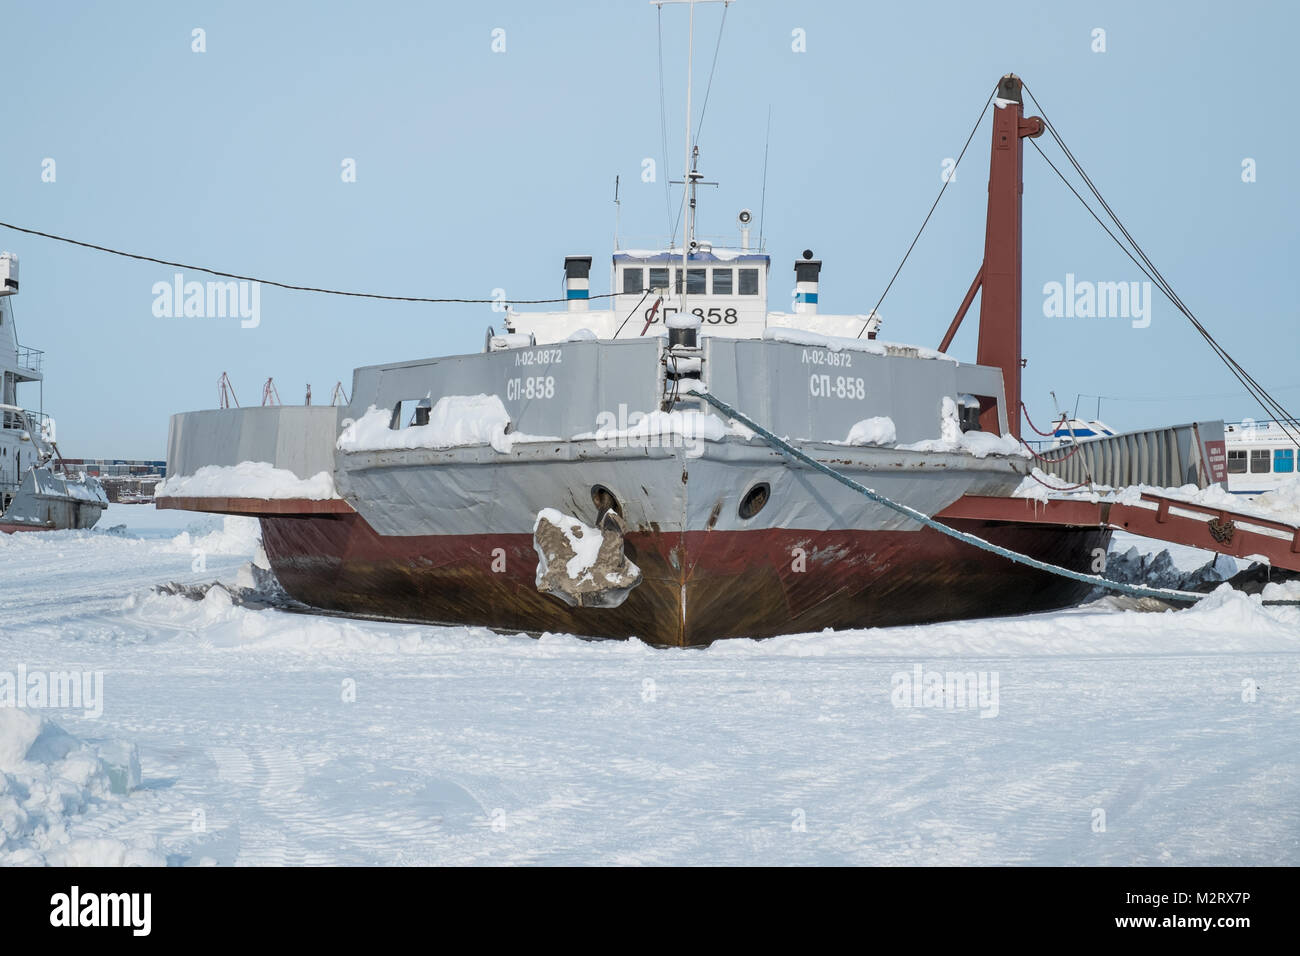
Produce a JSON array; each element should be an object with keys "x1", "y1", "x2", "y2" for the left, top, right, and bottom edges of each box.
[
  {"x1": 261, "y1": 378, "x2": 281, "y2": 407},
  {"x1": 217, "y1": 372, "x2": 240, "y2": 409}
]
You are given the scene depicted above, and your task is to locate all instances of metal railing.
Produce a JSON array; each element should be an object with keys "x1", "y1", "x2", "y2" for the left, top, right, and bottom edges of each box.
[
  {"x1": 1034, "y1": 421, "x2": 1226, "y2": 490},
  {"x1": 15, "y1": 345, "x2": 43, "y2": 373}
]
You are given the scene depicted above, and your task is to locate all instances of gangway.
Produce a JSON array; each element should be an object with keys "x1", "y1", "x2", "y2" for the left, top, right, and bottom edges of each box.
[{"x1": 936, "y1": 491, "x2": 1300, "y2": 573}]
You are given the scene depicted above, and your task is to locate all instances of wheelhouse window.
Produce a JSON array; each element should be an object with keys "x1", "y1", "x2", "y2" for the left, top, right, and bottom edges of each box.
[
  {"x1": 712, "y1": 268, "x2": 733, "y2": 295},
  {"x1": 1274, "y1": 448, "x2": 1295, "y2": 473},
  {"x1": 622, "y1": 267, "x2": 645, "y2": 295},
  {"x1": 1227, "y1": 450, "x2": 1247, "y2": 474},
  {"x1": 648, "y1": 267, "x2": 670, "y2": 292},
  {"x1": 738, "y1": 268, "x2": 760, "y2": 295},
  {"x1": 674, "y1": 268, "x2": 707, "y2": 295},
  {"x1": 1250, "y1": 449, "x2": 1271, "y2": 473}
]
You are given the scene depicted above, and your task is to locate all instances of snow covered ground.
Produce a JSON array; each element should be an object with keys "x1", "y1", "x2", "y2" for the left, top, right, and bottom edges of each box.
[{"x1": 1, "y1": 505, "x2": 1297, "y2": 865}]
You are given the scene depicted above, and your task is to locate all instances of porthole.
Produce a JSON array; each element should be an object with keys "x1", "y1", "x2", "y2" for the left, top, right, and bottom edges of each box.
[
  {"x1": 738, "y1": 482, "x2": 770, "y2": 520},
  {"x1": 591, "y1": 484, "x2": 622, "y2": 519}
]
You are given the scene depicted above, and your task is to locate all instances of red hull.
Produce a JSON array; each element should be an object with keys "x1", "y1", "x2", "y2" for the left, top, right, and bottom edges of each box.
[{"x1": 258, "y1": 511, "x2": 1110, "y2": 646}]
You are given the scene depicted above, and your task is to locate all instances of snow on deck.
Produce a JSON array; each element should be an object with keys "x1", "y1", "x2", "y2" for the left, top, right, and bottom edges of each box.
[
  {"x1": 156, "y1": 462, "x2": 340, "y2": 500},
  {"x1": 0, "y1": 504, "x2": 1297, "y2": 865},
  {"x1": 337, "y1": 397, "x2": 560, "y2": 455},
  {"x1": 763, "y1": 326, "x2": 959, "y2": 363},
  {"x1": 1014, "y1": 470, "x2": 1300, "y2": 526}
]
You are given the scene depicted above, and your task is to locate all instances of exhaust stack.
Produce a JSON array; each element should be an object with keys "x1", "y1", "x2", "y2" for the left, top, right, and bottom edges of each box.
[
  {"x1": 794, "y1": 250, "x2": 821, "y2": 315},
  {"x1": 563, "y1": 256, "x2": 592, "y2": 312}
]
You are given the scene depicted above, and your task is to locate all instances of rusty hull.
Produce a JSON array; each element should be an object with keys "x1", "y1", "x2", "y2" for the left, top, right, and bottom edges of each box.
[{"x1": 254, "y1": 508, "x2": 1109, "y2": 647}]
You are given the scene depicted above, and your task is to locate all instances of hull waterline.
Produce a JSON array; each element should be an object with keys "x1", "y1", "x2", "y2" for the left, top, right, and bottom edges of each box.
[{"x1": 258, "y1": 511, "x2": 1110, "y2": 647}]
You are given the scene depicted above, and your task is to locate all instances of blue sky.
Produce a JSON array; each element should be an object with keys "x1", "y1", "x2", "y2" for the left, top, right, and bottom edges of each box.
[{"x1": 2, "y1": 0, "x2": 1296, "y2": 458}]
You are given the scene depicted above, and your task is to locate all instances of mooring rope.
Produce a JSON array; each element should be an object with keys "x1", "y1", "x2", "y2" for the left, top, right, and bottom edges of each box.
[
  {"x1": 1020, "y1": 401, "x2": 1066, "y2": 439},
  {"x1": 695, "y1": 389, "x2": 1296, "y2": 607}
]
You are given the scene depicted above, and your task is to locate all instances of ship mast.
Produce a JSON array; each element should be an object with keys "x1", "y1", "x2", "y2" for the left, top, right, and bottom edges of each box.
[
  {"x1": 680, "y1": 0, "x2": 694, "y2": 318},
  {"x1": 655, "y1": 0, "x2": 732, "y2": 330}
]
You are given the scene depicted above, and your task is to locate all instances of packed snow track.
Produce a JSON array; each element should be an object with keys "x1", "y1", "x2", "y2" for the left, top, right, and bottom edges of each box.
[{"x1": 1, "y1": 506, "x2": 1296, "y2": 865}]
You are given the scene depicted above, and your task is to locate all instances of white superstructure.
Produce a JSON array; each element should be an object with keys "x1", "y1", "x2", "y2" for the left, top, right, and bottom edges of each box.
[
  {"x1": 1224, "y1": 420, "x2": 1299, "y2": 497},
  {"x1": 0, "y1": 251, "x2": 107, "y2": 530}
]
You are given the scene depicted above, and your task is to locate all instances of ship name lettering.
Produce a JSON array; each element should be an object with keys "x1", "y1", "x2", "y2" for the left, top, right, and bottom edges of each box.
[
  {"x1": 506, "y1": 375, "x2": 556, "y2": 401},
  {"x1": 809, "y1": 374, "x2": 866, "y2": 400}
]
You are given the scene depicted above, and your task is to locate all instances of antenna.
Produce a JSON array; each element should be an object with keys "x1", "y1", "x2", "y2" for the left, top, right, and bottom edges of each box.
[
  {"x1": 682, "y1": 0, "x2": 694, "y2": 314},
  {"x1": 669, "y1": 147, "x2": 719, "y2": 252},
  {"x1": 613, "y1": 175, "x2": 621, "y2": 251},
  {"x1": 654, "y1": 0, "x2": 733, "y2": 321},
  {"x1": 758, "y1": 105, "x2": 771, "y2": 252}
]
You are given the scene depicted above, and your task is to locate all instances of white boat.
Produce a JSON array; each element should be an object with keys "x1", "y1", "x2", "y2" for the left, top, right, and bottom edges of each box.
[
  {"x1": 0, "y1": 252, "x2": 108, "y2": 532},
  {"x1": 1223, "y1": 420, "x2": 1299, "y2": 497},
  {"x1": 1045, "y1": 418, "x2": 1118, "y2": 447}
]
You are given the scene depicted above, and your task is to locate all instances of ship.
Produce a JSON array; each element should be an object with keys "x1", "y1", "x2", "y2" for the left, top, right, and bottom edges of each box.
[
  {"x1": 0, "y1": 253, "x2": 108, "y2": 533},
  {"x1": 153, "y1": 53, "x2": 1287, "y2": 647},
  {"x1": 1223, "y1": 420, "x2": 1299, "y2": 497},
  {"x1": 1036, "y1": 414, "x2": 1298, "y2": 500}
]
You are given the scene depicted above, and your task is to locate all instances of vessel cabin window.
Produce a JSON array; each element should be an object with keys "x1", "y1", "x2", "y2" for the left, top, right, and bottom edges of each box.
[
  {"x1": 674, "y1": 268, "x2": 707, "y2": 295},
  {"x1": 712, "y1": 268, "x2": 733, "y2": 295},
  {"x1": 390, "y1": 399, "x2": 430, "y2": 430},
  {"x1": 1275, "y1": 448, "x2": 1295, "y2": 473},
  {"x1": 648, "y1": 267, "x2": 670, "y2": 292},
  {"x1": 1227, "y1": 450, "x2": 1247, "y2": 474},
  {"x1": 622, "y1": 268, "x2": 645, "y2": 295},
  {"x1": 1250, "y1": 449, "x2": 1271, "y2": 473},
  {"x1": 738, "y1": 268, "x2": 760, "y2": 295}
]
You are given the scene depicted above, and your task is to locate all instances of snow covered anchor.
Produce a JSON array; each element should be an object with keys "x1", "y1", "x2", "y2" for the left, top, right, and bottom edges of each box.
[{"x1": 533, "y1": 508, "x2": 642, "y2": 609}]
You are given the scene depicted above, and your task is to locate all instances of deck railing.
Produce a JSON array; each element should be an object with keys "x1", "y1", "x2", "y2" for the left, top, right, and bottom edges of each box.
[
  {"x1": 15, "y1": 345, "x2": 43, "y2": 373},
  {"x1": 1034, "y1": 421, "x2": 1227, "y2": 490}
]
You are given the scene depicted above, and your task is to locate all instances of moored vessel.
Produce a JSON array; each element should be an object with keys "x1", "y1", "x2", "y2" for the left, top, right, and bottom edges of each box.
[
  {"x1": 0, "y1": 252, "x2": 108, "y2": 533},
  {"x1": 156, "y1": 72, "x2": 1175, "y2": 645}
]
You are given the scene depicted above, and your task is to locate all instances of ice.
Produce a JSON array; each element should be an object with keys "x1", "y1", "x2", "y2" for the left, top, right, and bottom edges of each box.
[
  {"x1": 940, "y1": 395, "x2": 962, "y2": 443},
  {"x1": 1262, "y1": 579, "x2": 1300, "y2": 602},
  {"x1": 0, "y1": 708, "x2": 41, "y2": 772},
  {"x1": 1256, "y1": 481, "x2": 1300, "y2": 514},
  {"x1": 831, "y1": 416, "x2": 897, "y2": 446},
  {"x1": 1013, "y1": 467, "x2": 1083, "y2": 500},
  {"x1": 0, "y1": 709, "x2": 163, "y2": 866},
  {"x1": 763, "y1": 326, "x2": 958, "y2": 363},
  {"x1": 338, "y1": 396, "x2": 507, "y2": 452},
  {"x1": 532, "y1": 508, "x2": 641, "y2": 607},
  {"x1": 507, "y1": 309, "x2": 627, "y2": 344},
  {"x1": 0, "y1": 501, "x2": 1297, "y2": 865},
  {"x1": 897, "y1": 400, "x2": 1027, "y2": 458},
  {"x1": 1014, "y1": 473, "x2": 1300, "y2": 526},
  {"x1": 765, "y1": 311, "x2": 882, "y2": 340},
  {"x1": 169, "y1": 515, "x2": 262, "y2": 556},
  {"x1": 34, "y1": 472, "x2": 109, "y2": 505},
  {"x1": 574, "y1": 408, "x2": 754, "y2": 448},
  {"x1": 618, "y1": 248, "x2": 757, "y2": 262},
  {"x1": 534, "y1": 508, "x2": 604, "y2": 581},
  {"x1": 156, "y1": 461, "x2": 338, "y2": 500},
  {"x1": 337, "y1": 396, "x2": 559, "y2": 455}
]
